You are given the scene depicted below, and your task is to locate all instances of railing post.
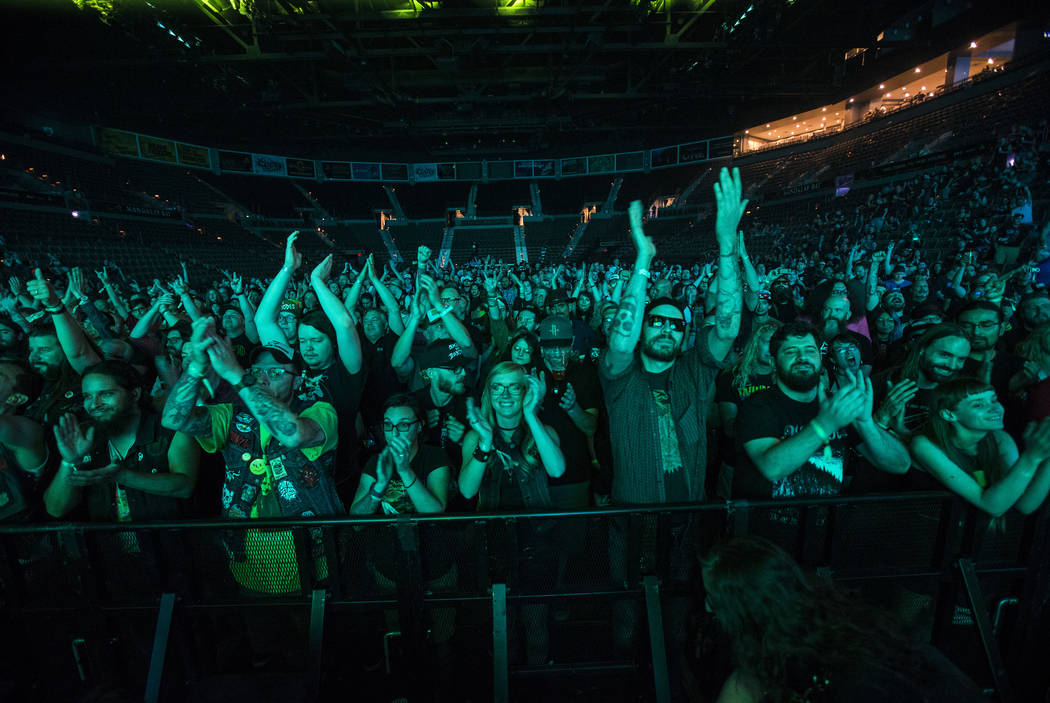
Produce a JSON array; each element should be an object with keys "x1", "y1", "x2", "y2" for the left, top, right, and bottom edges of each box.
[
  {"x1": 308, "y1": 588, "x2": 326, "y2": 699},
  {"x1": 492, "y1": 582, "x2": 509, "y2": 703},
  {"x1": 144, "y1": 591, "x2": 176, "y2": 703},
  {"x1": 643, "y1": 574, "x2": 671, "y2": 703},
  {"x1": 957, "y1": 558, "x2": 1013, "y2": 703}
]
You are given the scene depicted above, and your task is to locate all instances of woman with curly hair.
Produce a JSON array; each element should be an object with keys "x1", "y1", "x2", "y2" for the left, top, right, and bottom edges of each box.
[{"x1": 702, "y1": 536, "x2": 985, "y2": 703}]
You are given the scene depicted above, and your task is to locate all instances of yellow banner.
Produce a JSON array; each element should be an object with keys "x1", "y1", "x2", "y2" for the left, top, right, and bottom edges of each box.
[
  {"x1": 98, "y1": 128, "x2": 139, "y2": 156},
  {"x1": 177, "y1": 143, "x2": 211, "y2": 168},
  {"x1": 139, "y1": 136, "x2": 178, "y2": 163}
]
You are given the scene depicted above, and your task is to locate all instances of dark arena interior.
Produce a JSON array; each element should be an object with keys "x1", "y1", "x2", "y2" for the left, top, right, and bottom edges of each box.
[{"x1": 2, "y1": 0, "x2": 1050, "y2": 701}]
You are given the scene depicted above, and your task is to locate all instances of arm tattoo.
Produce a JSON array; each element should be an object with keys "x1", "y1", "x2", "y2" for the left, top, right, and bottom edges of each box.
[
  {"x1": 240, "y1": 386, "x2": 311, "y2": 447},
  {"x1": 162, "y1": 373, "x2": 211, "y2": 436},
  {"x1": 608, "y1": 295, "x2": 639, "y2": 353},
  {"x1": 714, "y1": 258, "x2": 742, "y2": 338}
]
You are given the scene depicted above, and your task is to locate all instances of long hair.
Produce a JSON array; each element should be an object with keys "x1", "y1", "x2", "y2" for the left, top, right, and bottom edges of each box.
[
  {"x1": 922, "y1": 377, "x2": 1005, "y2": 488},
  {"x1": 730, "y1": 320, "x2": 781, "y2": 396},
  {"x1": 898, "y1": 323, "x2": 968, "y2": 382},
  {"x1": 1017, "y1": 321, "x2": 1050, "y2": 367},
  {"x1": 479, "y1": 361, "x2": 538, "y2": 467},
  {"x1": 702, "y1": 536, "x2": 918, "y2": 702}
]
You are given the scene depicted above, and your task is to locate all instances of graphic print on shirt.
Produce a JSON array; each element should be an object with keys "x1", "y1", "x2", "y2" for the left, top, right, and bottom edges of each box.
[
  {"x1": 651, "y1": 389, "x2": 684, "y2": 475},
  {"x1": 771, "y1": 423, "x2": 848, "y2": 498}
]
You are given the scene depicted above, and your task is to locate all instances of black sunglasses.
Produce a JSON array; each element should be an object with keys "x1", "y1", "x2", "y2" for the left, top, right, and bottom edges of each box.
[{"x1": 645, "y1": 314, "x2": 686, "y2": 332}]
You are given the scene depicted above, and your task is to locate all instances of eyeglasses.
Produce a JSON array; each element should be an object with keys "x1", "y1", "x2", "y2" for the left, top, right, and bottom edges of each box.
[
  {"x1": 383, "y1": 419, "x2": 419, "y2": 433},
  {"x1": 440, "y1": 296, "x2": 462, "y2": 305},
  {"x1": 645, "y1": 315, "x2": 686, "y2": 332},
  {"x1": 959, "y1": 321, "x2": 999, "y2": 331},
  {"x1": 489, "y1": 382, "x2": 525, "y2": 396},
  {"x1": 250, "y1": 367, "x2": 292, "y2": 379}
]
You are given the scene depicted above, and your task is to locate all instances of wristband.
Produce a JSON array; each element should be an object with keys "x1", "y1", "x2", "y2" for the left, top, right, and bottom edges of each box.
[
  {"x1": 44, "y1": 303, "x2": 65, "y2": 314},
  {"x1": 368, "y1": 485, "x2": 386, "y2": 501},
  {"x1": 810, "y1": 419, "x2": 830, "y2": 443},
  {"x1": 402, "y1": 474, "x2": 418, "y2": 490},
  {"x1": 473, "y1": 445, "x2": 492, "y2": 463},
  {"x1": 635, "y1": 269, "x2": 651, "y2": 279}
]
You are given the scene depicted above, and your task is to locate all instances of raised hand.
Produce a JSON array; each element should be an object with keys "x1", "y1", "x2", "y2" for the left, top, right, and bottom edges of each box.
[
  {"x1": 557, "y1": 382, "x2": 578, "y2": 413},
  {"x1": 170, "y1": 274, "x2": 188, "y2": 296},
  {"x1": 68, "y1": 267, "x2": 85, "y2": 299},
  {"x1": 387, "y1": 434, "x2": 413, "y2": 474},
  {"x1": 205, "y1": 334, "x2": 245, "y2": 384},
  {"x1": 713, "y1": 166, "x2": 749, "y2": 248},
  {"x1": 1023, "y1": 418, "x2": 1050, "y2": 463},
  {"x1": 445, "y1": 415, "x2": 467, "y2": 444},
  {"x1": 374, "y1": 448, "x2": 394, "y2": 492},
  {"x1": 156, "y1": 293, "x2": 177, "y2": 314},
  {"x1": 7, "y1": 275, "x2": 22, "y2": 297},
  {"x1": 228, "y1": 273, "x2": 244, "y2": 295},
  {"x1": 311, "y1": 254, "x2": 334, "y2": 283},
  {"x1": 874, "y1": 379, "x2": 918, "y2": 428},
  {"x1": 815, "y1": 376, "x2": 865, "y2": 434},
  {"x1": 627, "y1": 200, "x2": 656, "y2": 262},
  {"x1": 465, "y1": 398, "x2": 494, "y2": 450},
  {"x1": 53, "y1": 413, "x2": 95, "y2": 464},
  {"x1": 27, "y1": 268, "x2": 59, "y2": 306},
  {"x1": 185, "y1": 317, "x2": 218, "y2": 375},
  {"x1": 523, "y1": 369, "x2": 547, "y2": 417},
  {"x1": 284, "y1": 231, "x2": 302, "y2": 272}
]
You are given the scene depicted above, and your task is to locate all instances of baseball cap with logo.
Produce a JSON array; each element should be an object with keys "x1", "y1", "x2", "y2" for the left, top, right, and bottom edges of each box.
[
  {"x1": 415, "y1": 340, "x2": 473, "y2": 372},
  {"x1": 279, "y1": 298, "x2": 303, "y2": 318},
  {"x1": 249, "y1": 340, "x2": 301, "y2": 370},
  {"x1": 537, "y1": 315, "x2": 573, "y2": 347}
]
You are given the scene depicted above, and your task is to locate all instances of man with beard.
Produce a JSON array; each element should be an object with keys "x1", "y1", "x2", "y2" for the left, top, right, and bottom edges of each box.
[
  {"x1": 600, "y1": 168, "x2": 747, "y2": 698},
  {"x1": 44, "y1": 360, "x2": 200, "y2": 521},
  {"x1": 872, "y1": 324, "x2": 971, "y2": 439},
  {"x1": 411, "y1": 341, "x2": 472, "y2": 469},
  {"x1": 357, "y1": 254, "x2": 408, "y2": 434},
  {"x1": 536, "y1": 315, "x2": 601, "y2": 507},
  {"x1": 162, "y1": 319, "x2": 342, "y2": 595},
  {"x1": 734, "y1": 322, "x2": 909, "y2": 502},
  {"x1": 25, "y1": 322, "x2": 81, "y2": 426},
  {"x1": 1002, "y1": 291, "x2": 1050, "y2": 352},
  {"x1": 0, "y1": 315, "x2": 26, "y2": 362},
  {"x1": 957, "y1": 301, "x2": 1023, "y2": 397},
  {"x1": 818, "y1": 294, "x2": 872, "y2": 376}
]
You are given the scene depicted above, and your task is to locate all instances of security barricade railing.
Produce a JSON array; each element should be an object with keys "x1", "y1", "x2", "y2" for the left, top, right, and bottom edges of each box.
[{"x1": 1, "y1": 492, "x2": 1048, "y2": 703}]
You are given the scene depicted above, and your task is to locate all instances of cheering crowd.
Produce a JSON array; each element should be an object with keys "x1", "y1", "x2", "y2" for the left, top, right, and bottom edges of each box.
[{"x1": 1, "y1": 134, "x2": 1048, "y2": 700}]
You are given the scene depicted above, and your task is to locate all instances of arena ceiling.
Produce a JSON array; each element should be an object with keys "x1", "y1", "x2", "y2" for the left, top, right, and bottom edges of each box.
[{"x1": 1, "y1": 0, "x2": 1033, "y2": 160}]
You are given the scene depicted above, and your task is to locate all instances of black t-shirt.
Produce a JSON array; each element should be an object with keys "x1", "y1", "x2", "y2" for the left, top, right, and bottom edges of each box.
[
  {"x1": 360, "y1": 330, "x2": 404, "y2": 429},
  {"x1": 539, "y1": 361, "x2": 602, "y2": 487},
  {"x1": 228, "y1": 334, "x2": 256, "y2": 367},
  {"x1": 306, "y1": 360, "x2": 367, "y2": 486},
  {"x1": 734, "y1": 387, "x2": 861, "y2": 500},
  {"x1": 714, "y1": 370, "x2": 775, "y2": 466},
  {"x1": 361, "y1": 443, "x2": 449, "y2": 515},
  {"x1": 872, "y1": 372, "x2": 937, "y2": 435},
  {"x1": 412, "y1": 388, "x2": 470, "y2": 470}
]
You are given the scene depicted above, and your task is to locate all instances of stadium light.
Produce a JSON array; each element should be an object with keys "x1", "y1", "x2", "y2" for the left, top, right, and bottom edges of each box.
[{"x1": 970, "y1": 41, "x2": 978, "y2": 48}]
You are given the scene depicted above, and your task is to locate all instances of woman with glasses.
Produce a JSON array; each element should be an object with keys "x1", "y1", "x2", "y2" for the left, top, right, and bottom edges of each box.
[
  {"x1": 459, "y1": 361, "x2": 565, "y2": 665},
  {"x1": 348, "y1": 393, "x2": 455, "y2": 690},
  {"x1": 350, "y1": 393, "x2": 449, "y2": 515}
]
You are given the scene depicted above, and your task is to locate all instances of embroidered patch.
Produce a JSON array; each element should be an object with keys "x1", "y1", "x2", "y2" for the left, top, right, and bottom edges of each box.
[
  {"x1": 240, "y1": 485, "x2": 257, "y2": 504},
  {"x1": 269, "y1": 456, "x2": 288, "y2": 481},
  {"x1": 300, "y1": 466, "x2": 319, "y2": 488},
  {"x1": 221, "y1": 487, "x2": 233, "y2": 509},
  {"x1": 276, "y1": 480, "x2": 298, "y2": 501}
]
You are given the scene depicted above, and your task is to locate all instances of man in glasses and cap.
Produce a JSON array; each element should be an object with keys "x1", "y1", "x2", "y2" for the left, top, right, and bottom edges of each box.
[
  {"x1": 162, "y1": 319, "x2": 342, "y2": 596},
  {"x1": 411, "y1": 339, "x2": 473, "y2": 469}
]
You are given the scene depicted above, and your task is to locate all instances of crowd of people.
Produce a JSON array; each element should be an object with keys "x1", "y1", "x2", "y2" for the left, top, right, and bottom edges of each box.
[{"x1": 1, "y1": 134, "x2": 1048, "y2": 700}]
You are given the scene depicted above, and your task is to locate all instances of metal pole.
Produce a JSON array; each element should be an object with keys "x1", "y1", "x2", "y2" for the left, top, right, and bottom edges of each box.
[
  {"x1": 643, "y1": 575, "x2": 671, "y2": 703},
  {"x1": 144, "y1": 592, "x2": 176, "y2": 703},
  {"x1": 492, "y1": 583, "x2": 509, "y2": 703}
]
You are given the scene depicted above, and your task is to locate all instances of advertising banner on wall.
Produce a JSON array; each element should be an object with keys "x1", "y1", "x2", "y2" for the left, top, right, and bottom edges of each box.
[
  {"x1": 286, "y1": 158, "x2": 315, "y2": 179},
  {"x1": 98, "y1": 128, "x2": 140, "y2": 156},
  {"x1": 219, "y1": 151, "x2": 252, "y2": 172},
  {"x1": 412, "y1": 163, "x2": 439, "y2": 181},
  {"x1": 139, "y1": 136, "x2": 178, "y2": 163},
  {"x1": 252, "y1": 153, "x2": 287, "y2": 177},
  {"x1": 177, "y1": 143, "x2": 211, "y2": 169},
  {"x1": 322, "y1": 162, "x2": 352, "y2": 180}
]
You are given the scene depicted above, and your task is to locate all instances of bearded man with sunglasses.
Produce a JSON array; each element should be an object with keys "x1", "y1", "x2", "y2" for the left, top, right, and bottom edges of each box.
[
  {"x1": 600, "y1": 168, "x2": 748, "y2": 695},
  {"x1": 162, "y1": 317, "x2": 342, "y2": 595}
]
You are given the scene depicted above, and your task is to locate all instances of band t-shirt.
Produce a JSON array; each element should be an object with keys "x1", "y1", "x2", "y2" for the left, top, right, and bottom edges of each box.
[{"x1": 734, "y1": 386, "x2": 861, "y2": 500}]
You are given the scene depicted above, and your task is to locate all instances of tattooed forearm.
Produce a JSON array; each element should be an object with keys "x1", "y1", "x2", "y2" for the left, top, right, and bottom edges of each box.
[
  {"x1": 240, "y1": 386, "x2": 321, "y2": 448},
  {"x1": 161, "y1": 373, "x2": 211, "y2": 436},
  {"x1": 608, "y1": 295, "x2": 640, "y2": 354},
  {"x1": 714, "y1": 256, "x2": 742, "y2": 340}
]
